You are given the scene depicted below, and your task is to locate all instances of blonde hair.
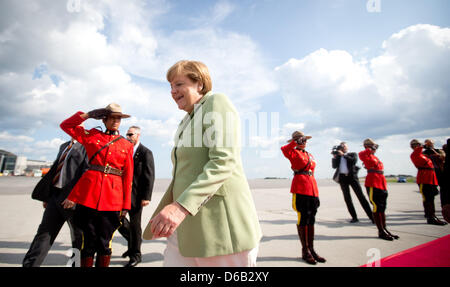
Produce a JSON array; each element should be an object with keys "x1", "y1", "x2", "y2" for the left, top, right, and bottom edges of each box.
[{"x1": 166, "y1": 60, "x2": 212, "y2": 95}]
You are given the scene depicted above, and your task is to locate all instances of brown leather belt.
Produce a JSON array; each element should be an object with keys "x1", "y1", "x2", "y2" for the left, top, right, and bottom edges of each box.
[
  {"x1": 89, "y1": 164, "x2": 123, "y2": 176},
  {"x1": 368, "y1": 169, "x2": 384, "y2": 174},
  {"x1": 293, "y1": 170, "x2": 313, "y2": 176},
  {"x1": 418, "y1": 167, "x2": 434, "y2": 170}
]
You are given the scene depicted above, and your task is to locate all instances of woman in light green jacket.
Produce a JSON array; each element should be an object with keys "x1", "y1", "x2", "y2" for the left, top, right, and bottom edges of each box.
[{"x1": 143, "y1": 60, "x2": 262, "y2": 266}]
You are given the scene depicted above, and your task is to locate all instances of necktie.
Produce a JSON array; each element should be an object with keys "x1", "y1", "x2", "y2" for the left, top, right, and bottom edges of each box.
[{"x1": 52, "y1": 142, "x2": 73, "y2": 185}]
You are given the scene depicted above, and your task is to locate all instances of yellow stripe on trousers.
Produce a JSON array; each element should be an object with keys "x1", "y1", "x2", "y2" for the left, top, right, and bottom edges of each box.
[
  {"x1": 419, "y1": 184, "x2": 425, "y2": 202},
  {"x1": 108, "y1": 221, "x2": 123, "y2": 250},
  {"x1": 292, "y1": 194, "x2": 301, "y2": 225},
  {"x1": 369, "y1": 187, "x2": 377, "y2": 213},
  {"x1": 80, "y1": 220, "x2": 122, "y2": 252}
]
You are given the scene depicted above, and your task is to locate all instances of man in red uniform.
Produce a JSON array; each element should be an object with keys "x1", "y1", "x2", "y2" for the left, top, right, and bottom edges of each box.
[
  {"x1": 61, "y1": 103, "x2": 134, "y2": 267},
  {"x1": 410, "y1": 139, "x2": 447, "y2": 225},
  {"x1": 359, "y1": 138, "x2": 398, "y2": 241},
  {"x1": 281, "y1": 131, "x2": 325, "y2": 265}
]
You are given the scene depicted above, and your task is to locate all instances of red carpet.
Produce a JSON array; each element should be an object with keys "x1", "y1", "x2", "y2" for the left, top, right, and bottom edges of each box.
[{"x1": 362, "y1": 234, "x2": 450, "y2": 267}]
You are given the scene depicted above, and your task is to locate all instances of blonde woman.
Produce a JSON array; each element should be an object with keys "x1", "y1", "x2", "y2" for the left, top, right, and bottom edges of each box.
[{"x1": 143, "y1": 60, "x2": 261, "y2": 267}]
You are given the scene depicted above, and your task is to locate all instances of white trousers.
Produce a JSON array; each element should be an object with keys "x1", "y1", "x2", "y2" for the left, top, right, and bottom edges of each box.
[{"x1": 163, "y1": 231, "x2": 259, "y2": 267}]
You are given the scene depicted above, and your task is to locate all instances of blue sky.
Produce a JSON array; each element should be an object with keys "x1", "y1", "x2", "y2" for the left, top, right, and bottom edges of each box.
[{"x1": 0, "y1": 0, "x2": 449, "y2": 179}]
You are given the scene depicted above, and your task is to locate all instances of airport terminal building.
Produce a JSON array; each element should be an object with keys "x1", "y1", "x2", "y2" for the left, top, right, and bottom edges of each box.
[{"x1": 0, "y1": 149, "x2": 52, "y2": 176}]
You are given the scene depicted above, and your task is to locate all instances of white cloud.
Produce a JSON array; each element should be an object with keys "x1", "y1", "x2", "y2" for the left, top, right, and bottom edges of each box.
[
  {"x1": 0, "y1": 0, "x2": 277, "y2": 140},
  {"x1": 188, "y1": 0, "x2": 235, "y2": 27},
  {"x1": 125, "y1": 116, "x2": 180, "y2": 141},
  {"x1": 275, "y1": 24, "x2": 450, "y2": 139},
  {"x1": 0, "y1": 131, "x2": 34, "y2": 143},
  {"x1": 156, "y1": 27, "x2": 278, "y2": 109},
  {"x1": 34, "y1": 138, "x2": 66, "y2": 150},
  {"x1": 282, "y1": 122, "x2": 306, "y2": 135},
  {"x1": 1, "y1": 2, "x2": 449, "y2": 179},
  {"x1": 210, "y1": 1, "x2": 236, "y2": 24}
]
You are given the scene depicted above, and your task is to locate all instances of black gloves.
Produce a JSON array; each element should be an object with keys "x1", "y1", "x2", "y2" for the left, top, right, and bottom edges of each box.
[
  {"x1": 296, "y1": 137, "x2": 307, "y2": 145},
  {"x1": 120, "y1": 209, "x2": 128, "y2": 220},
  {"x1": 87, "y1": 108, "x2": 111, "y2": 120},
  {"x1": 367, "y1": 144, "x2": 379, "y2": 151}
]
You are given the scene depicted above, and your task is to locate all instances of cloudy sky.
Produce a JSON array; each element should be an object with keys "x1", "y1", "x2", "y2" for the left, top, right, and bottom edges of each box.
[{"x1": 1, "y1": 0, "x2": 449, "y2": 179}]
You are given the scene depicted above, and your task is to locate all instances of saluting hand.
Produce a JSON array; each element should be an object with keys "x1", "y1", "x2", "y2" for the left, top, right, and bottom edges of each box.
[
  {"x1": 86, "y1": 108, "x2": 111, "y2": 120},
  {"x1": 150, "y1": 202, "x2": 189, "y2": 239}
]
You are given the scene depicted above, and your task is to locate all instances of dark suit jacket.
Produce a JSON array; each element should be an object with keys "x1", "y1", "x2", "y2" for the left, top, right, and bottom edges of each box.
[
  {"x1": 131, "y1": 143, "x2": 155, "y2": 210},
  {"x1": 442, "y1": 138, "x2": 450, "y2": 205},
  {"x1": 32, "y1": 141, "x2": 88, "y2": 205},
  {"x1": 332, "y1": 152, "x2": 360, "y2": 183}
]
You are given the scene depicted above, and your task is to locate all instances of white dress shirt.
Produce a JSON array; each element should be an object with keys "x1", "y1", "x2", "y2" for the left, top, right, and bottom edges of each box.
[
  {"x1": 339, "y1": 154, "x2": 349, "y2": 175},
  {"x1": 133, "y1": 141, "x2": 140, "y2": 157}
]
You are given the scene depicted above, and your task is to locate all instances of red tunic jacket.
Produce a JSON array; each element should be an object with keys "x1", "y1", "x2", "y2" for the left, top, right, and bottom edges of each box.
[
  {"x1": 358, "y1": 148, "x2": 387, "y2": 191},
  {"x1": 61, "y1": 112, "x2": 134, "y2": 211},
  {"x1": 281, "y1": 141, "x2": 319, "y2": 197},
  {"x1": 410, "y1": 146, "x2": 438, "y2": 185}
]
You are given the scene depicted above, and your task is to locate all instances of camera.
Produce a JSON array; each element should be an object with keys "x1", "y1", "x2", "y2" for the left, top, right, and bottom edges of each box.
[
  {"x1": 423, "y1": 145, "x2": 435, "y2": 151},
  {"x1": 331, "y1": 145, "x2": 343, "y2": 156}
]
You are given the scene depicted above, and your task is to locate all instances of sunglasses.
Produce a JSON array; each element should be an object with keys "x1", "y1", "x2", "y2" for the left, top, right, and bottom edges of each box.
[{"x1": 126, "y1": 133, "x2": 135, "y2": 137}]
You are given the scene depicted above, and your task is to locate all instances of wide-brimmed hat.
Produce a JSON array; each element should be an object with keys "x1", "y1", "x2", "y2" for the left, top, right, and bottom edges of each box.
[
  {"x1": 287, "y1": 131, "x2": 312, "y2": 142},
  {"x1": 363, "y1": 138, "x2": 377, "y2": 146},
  {"x1": 105, "y1": 103, "x2": 130, "y2": 118}
]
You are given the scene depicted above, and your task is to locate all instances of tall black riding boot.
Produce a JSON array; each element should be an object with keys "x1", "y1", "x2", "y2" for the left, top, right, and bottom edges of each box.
[
  {"x1": 373, "y1": 212, "x2": 393, "y2": 241},
  {"x1": 307, "y1": 225, "x2": 326, "y2": 263},
  {"x1": 95, "y1": 254, "x2": 111, "y2": 267},
  {"x1": 381, "y1": 212, "x2": 399, "y2": 239},
  {"x1": 296, "y1": 225, "x2": 316, "y2": 265},
  {"x1": 80, "y1": 256, "x2": 94, "y2": 267},
  {"x1": 424, "y1": 202, "x2": 448, "y2": 225}
]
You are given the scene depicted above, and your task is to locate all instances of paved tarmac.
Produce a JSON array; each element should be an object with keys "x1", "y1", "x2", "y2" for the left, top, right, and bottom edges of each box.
[{"x1": 0, "y1": 177, "x2": 448, "y2": 267}]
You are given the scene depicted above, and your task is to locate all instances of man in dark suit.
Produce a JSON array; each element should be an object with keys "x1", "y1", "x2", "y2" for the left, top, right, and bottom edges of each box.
[
  {"x1": 119, "y1": 126, "x2": 155, "y2": 267},
  {"x1": 23, "y1": 138, "x2": 88, "y2": 267},
  {"x1": 332, "y1": 142, "x2": 373, "y2": 223},
  {"x1": 442, "y1": 138, "x2": 450, "y2": 222}
]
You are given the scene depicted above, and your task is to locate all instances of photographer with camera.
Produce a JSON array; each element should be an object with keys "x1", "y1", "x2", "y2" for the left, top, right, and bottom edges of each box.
[
  {"x1": 410, "y1": 139, "x2": 447, "y2": 226},
  {"x1": 359, "y1": 138, "x2": 398, "y2": 241},
  {"x1": 332, "y1": 142, "x2": 373, "y2": 224},
  {"x1": 281, "y1": 131, "x2": 325, "y2": 265}
]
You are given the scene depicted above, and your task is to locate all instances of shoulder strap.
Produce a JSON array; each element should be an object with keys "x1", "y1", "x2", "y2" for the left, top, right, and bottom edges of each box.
[
  {"x1": 293, "y1": 151, "x2": 312, "y2": 173},
  {"x1": 303, "y1": 152, "x2": 312, "y2": 171},
  {"x1": 88, "y1": 136, "x2": 125, "y2": 164}
]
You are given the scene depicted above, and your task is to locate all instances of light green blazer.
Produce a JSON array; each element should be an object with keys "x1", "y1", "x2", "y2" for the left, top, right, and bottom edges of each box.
[{"x1": 143, "y1": 92, "x2": 262, "y2": 257}]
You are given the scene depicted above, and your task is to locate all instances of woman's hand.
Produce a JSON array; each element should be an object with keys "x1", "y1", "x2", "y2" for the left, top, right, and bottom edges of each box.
[{"x1": 150, "y1": 202, "x2": 190, "y2": 239}]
